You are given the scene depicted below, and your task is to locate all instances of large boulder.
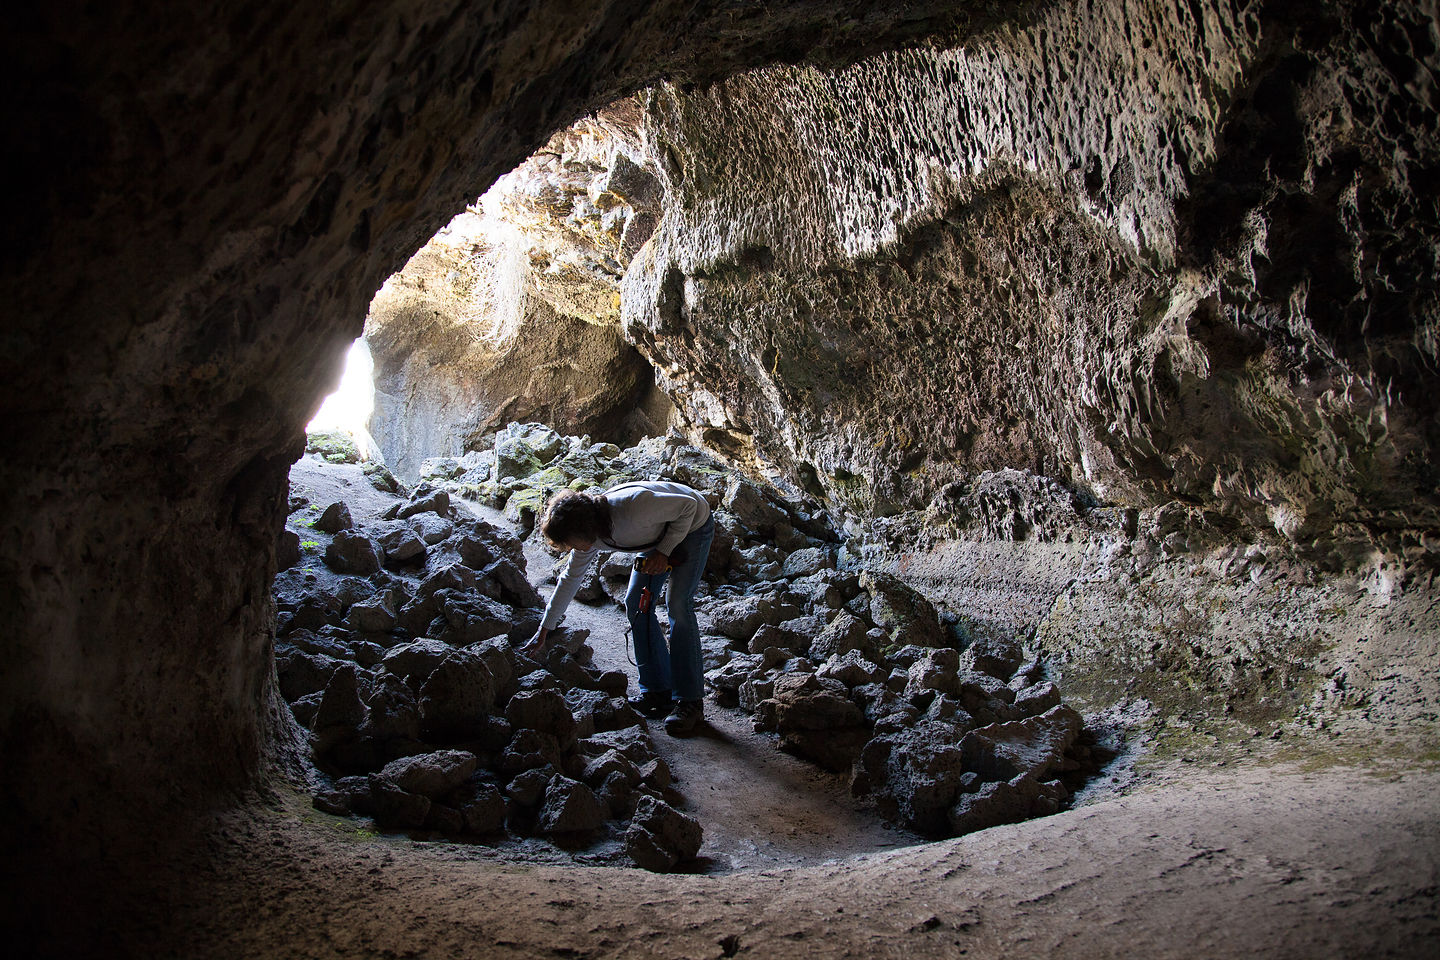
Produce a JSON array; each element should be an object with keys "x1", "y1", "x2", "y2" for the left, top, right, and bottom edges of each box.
[
  {"x1": 361, "y1": 673, "x2": 422, "y2": 743},
  {"x1": 536, "y1": 775, "x2": 607, "y2": 834},
  {"x1": 315, "y1": 501, "x2": 354, "y2": 534},
  {"x1": 494, "y1": 423, "x2": 565, "y2": 481},
  {"x1": 505, "y1": 688, "x2": 578, "y2": 743},
  {"x1": 754, "y1": 672, "x2": 869, "y2": 772},
  {"x1": 324, "y1": 529, "x2": 382, "y2": 575},
  {"x1": 374, "y1": 749, "x2": 480, "y2": 798},
  {"x1": 856, "y1": 719, "x2": 973, "y2": 836},
  {"x1": 808, "y1": 611, "x2": 872, "y2": 661},
  {"x1": 860, "y1": 571, "x2": 945, "y2": 650},
  {"x1": 381, "y1": 639, "x2": 456, "y2": 687},
  {"x1": 396, "y1": 487, "x2": 451, "y2": 520},
  {"x1": 958, "y1": 705, "x2": 1082, "y2": 783},
  {"x1": 275, "y1": 648, "x2": 347, "y2": 702},
  {"x1": 781, "y1": 546, "x2": 833, "y2": 579},
  {"x1": 947, "y1": 775, "x2": 1070, "y2": 835},
  {"x1": 375, "y1": 523, "x2": 428, "y2": 566},
  {"x1": 478, "y1": 558, "x2": 543, "y2": 608},
  {"x1": 418, "y1": 652, "x2": 497, "y2": 740},
  {"x1": 446, "y1": 780, "x2": 508, "y2": 834},
  {"x1": 436, "y1": 593, "x2": 524, "y2": 645},
  {"x1": 345, "y1": 591, "x2": 398, "y2": 633},
  {"x1": 407, "y1": 514, "x2": 455, "y2": 545}
]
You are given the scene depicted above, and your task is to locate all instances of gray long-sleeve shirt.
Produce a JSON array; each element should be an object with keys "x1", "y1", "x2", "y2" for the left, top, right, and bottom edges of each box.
[{"x1": 540, "y1": 481, "x2": 712, "y2": 630}]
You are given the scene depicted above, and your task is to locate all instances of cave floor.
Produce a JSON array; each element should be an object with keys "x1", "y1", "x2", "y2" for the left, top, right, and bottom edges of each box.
[{"x1": 159, "y1": 759, "x2": 1437, "y2": 958}]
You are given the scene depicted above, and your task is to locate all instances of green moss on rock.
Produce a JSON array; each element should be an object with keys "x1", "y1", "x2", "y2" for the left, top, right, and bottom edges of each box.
[{"x1": 307, "y1": 430, "x2": 360, "y2": 464}]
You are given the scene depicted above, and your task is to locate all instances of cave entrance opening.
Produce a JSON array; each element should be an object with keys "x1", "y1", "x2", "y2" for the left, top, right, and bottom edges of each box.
[
  {"x1": 352, "y1": 98, "x2": 672, "y2": 487},
  {"x1": 307, "y1": 337, "x2": 380, "y2": 461}
]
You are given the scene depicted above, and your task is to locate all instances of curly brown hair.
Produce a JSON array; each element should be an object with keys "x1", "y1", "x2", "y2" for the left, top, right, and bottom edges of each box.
[{"x1": 539, "y1": 489, "x2": 613, "y2": 550}]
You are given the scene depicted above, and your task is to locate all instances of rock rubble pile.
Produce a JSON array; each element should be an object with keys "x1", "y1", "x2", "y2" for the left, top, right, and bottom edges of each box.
[
  {"x1": 275, "y1": 460, "x2": 701, "y2": 871},
  {"x1": 702, "y1": 567, "x2": 1092, "y2": 837},
  {"x1": 402, "y1": 423, "x2": 1097, "y2": 839}
]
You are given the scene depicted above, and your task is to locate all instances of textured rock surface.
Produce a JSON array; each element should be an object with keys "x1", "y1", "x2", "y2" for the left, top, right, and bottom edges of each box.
[
  {"x1": 625, "y1": 0, "x2": 1440, "y2": 550},
  {"x1": 364, "y1": 119, "x2": 673, "y2": 481}
]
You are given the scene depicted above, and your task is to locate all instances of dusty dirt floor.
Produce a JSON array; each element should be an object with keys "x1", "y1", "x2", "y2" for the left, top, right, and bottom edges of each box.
[
  {"x1": 152, "y1": 760, "x2": 1439, "y2": 959},
  {"x1": 141, "y1": 459, "x2": 1439, "y2": 958}
]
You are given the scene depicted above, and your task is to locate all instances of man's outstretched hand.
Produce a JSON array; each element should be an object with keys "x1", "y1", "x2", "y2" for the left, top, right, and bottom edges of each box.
[{"x1": 521, "y1": 626, "x2": 550, "y2": 658}]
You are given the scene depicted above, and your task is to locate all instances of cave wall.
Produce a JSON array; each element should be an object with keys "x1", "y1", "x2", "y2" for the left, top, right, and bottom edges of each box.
[
  {"x1": 613, "y1": 0, "x2": 1439, "y2": 741},
  {"x1": 363, "y1": 219, "x2": 661, "y2": 482},
  {"x1": 624, "y1": 0, "x2": 1440, "y2": 554},
  {"x1": 2, "y1": 5, "x2": 1437, "y2": 949}
]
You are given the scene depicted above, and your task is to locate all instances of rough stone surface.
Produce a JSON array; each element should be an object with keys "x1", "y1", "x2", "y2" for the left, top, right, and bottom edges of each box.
[
  {"x1": 374, "y1": 750, "x2": 479, "y2": 799},
  {"x1": 367, "y1": 159, "x2": 672, "y2": 480},
  {"x1": 625, "y1": 1, "x2": 1440, "y2": 554},
  {"x1": 536, "y1": 775, "x2": 607, "y2": 835},
  {"x1": 624, "y1": 795, "x2": 704, "y2": 872}
]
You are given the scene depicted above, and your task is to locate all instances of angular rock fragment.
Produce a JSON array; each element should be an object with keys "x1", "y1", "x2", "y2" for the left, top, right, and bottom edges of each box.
[
  {"x1": 861, "y1": 571, "x2": 945, "y2": 649},
  {"x1": 499, "y1": 729, "x2": 565, "y2": 775},
  {"x1": 505, "y1": 688, "x2": 578, "y2": 743},
  {"x1": 947, "y1": 775, "x2": 1069, "y2": 835},
  {"x1": 370, "y1": 778, "x2": 431, "y2": 828},
  {"x1": 407, "y1": 514, "x2": 455, "y2": 545},
  {"x1": 374, "y1": 749, "x2": 479, "y2": 798},
  {"x1": 856, "y1": 719, "x2": 972, "y2": 835},
  {"x1": 362, "y1": 673, "x2": 422, "y2": 743},
  {"x1": 397, "y1": 487, "x2": 450, "y2": 519},
  {"x1": 381, "y1": 639, "x2": 456, "y2": 687},
  {"x1": 275, "y1": 648, "x2": 347, "y2": 702},
  {"x1": 346, "y1": 591, "x2": 398, "y2": 633},
  {"x1": 449, "y1": 780, "x2": 507, "y2": 834},
  {"x1": 958, "y1": 705, "x2": 1082, "y2": 783},
  {"x1": 809, "y1": 611, "x2": 872, "y2": 661},
  {"x1": 376, "y1": 523, "x2": 427, "y2": 566},
  {"x1": 277, "y1": 529, "x2": 302, "y2": 571},
  {"x1": 325, "y1": 529, "x2": 382, "y2": 574},
  {"x1": 506, "y1": 766, "x2": 558, "y2": 808},
  {"x1": 419, "y1": 652, "x2": 496, "y2": 740},
  {"x1": 537, "y1": 776, "x2": 606, "y2": 834},
  {"x1": 312, "y1": 664, "x2": 366, "y2": 742},
  {"x1": 315, "y1": 501, "x2": 353, "y2": 534},
  {"x1": 1013, "y1": 680, "x2": 1061, "y2": 716},
  {"x1": 625, "y1": 796, "x2": 703, "y2": 871},
  {"x1": 818, "y1": 649, "x2": 885, "y2": 688}
]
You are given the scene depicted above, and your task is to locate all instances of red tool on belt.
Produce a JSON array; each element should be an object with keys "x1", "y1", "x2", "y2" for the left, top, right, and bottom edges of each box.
[{"x1": 633, "y1": 555, "x2": 671, "y2": 613}]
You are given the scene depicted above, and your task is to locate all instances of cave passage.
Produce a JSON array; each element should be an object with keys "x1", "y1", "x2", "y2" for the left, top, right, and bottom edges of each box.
[
  {"x1": 308, "y1": 339, "x2": 378, "y2": 451},
  {"x1": 6, "y1": 0, "x2": 1438, "y2": 954}
]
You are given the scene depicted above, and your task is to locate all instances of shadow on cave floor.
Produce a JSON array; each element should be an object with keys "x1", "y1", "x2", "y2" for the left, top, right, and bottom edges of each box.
[{"x1": 465, "y1": 499, "x2": 927, "y2": 873}]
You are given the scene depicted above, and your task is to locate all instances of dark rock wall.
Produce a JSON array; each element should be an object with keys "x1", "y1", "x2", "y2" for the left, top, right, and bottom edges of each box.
[
  {"x1": 625, "y1": 0, "x2": 1440, "y2": 555},
  {"x1": 2, "y1": 2, "x2": 1437, "y2": 942},
  {"x1": 0, "y1": 0, "x2": 1026, "y2": 935}
]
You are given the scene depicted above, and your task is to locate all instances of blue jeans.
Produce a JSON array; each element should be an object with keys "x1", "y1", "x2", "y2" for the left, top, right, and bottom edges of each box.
[{"x1": 624, "y1": 517, "x2": 714, "y2": 702}]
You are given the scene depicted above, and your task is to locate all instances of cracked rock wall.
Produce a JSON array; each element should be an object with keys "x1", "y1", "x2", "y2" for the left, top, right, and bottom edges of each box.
[{"x1": 617, "y1": 0, "x2": 1439, "y2": 748}]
